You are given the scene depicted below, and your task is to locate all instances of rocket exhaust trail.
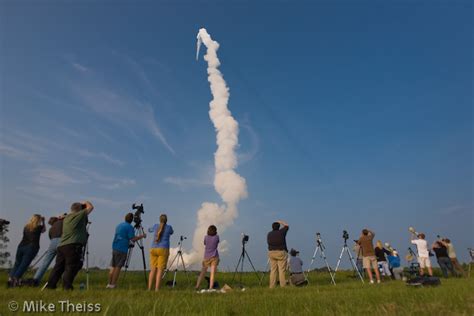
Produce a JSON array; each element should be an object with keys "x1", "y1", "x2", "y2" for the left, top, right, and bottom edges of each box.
[{"x1": 171, "y1": 28, "x2": 247, "y2": 267}]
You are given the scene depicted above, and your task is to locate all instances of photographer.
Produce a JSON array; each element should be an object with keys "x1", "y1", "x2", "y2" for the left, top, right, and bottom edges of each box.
[
  {"x1": 46, "y1": 201, "x2": 94, "y2": 290},
  {"x1": 148, "y1": 214, "x2": 173, "y2": 291},
  {"x1": 410, "y1": 232, "x2": 433, "y2": 277},
  {"x1": 387, "y1": 250, "x2": 404, "y2": 280},
  {"x1": 442, "y1": 238, "x2": 465, "y2": 276},
  {"x1": 289, "y1": 248, "x2": 308, "y2": 286},
  {"x1": 33, "y1": 214, "x2": 66, "y2": 285},
  {"x1": 267, "y1": 220, "x2": 289, "y2": 288},
  {"x1": 375, "y1": 240, "x2": 392, "y2": 278},
  {"x1": 8, "y1": 214, "x2": 46, "y2": 287},
  {"x1": 432, "y1": 240, "x2": 456, "y2": 278},
  {"x1": 106, "y1": 213, "x2": 146, "y2": 289},
  {"x1": 357, "y1": 229, "x2": 381, "y2": 284},
  {"x1": 195, "y1": 225, "x2": 220, "y2": 291}
]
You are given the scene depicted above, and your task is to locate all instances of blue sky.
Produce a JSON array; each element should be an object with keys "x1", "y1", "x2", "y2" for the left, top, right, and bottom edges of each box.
[{"x1": 0, "y1": 1, "x2": 472, "y2": 270}]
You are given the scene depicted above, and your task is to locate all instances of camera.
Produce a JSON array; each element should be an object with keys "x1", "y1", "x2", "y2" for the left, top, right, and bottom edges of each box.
[
  {"x1": 132, "y1": 203, "x2": 144, "y2": 226},
  {"x1": 342, "y1": 230, "x2": 349, "y2": 240},
  {"x1": 242, "y1": 234, "x2": 249, "y2": 244}
]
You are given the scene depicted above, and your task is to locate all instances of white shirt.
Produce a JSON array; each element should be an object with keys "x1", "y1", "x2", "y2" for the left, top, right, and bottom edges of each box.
[
  {"x1": 446, "y1": 243, "x2": 456, "y2": 258},
  {"x1": 411, "y1": 239, "x2": 429, "y2": 258}
]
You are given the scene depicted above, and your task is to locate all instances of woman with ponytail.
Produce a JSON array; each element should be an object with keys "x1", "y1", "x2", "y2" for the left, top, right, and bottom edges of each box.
[{"x1": 148, "y1": 214, "x2": 173, "y2": 291}]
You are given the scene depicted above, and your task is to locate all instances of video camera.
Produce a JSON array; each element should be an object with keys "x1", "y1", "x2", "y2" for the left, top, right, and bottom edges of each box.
[
  {"x1": 132, "y1": 203, "x2": 144, "y2": 226},
  {"x1": 342, "y1": 230, "x2": 349, "y2": 241},
  {"x1": 242, "y1": 234, "x2": 249, "y2": 245}
]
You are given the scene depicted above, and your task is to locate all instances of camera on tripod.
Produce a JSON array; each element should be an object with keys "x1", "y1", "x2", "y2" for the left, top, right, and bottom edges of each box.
[
  {"x1": 179, "y1": 235, "x2": 187, "y2": 242},
  {"x1": 342, "y1": 230, "x2": 349, "y2": 240},
  {"x1": 242, "y1": 234, "x2": 249, "y2": 245},
  {"x1": 132, "y1": 203, "x2": 144, "y2": 226}
]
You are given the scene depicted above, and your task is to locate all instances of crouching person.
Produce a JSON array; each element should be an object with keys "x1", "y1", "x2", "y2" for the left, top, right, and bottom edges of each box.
[
  {"x1": 289, "y1": 248, "x2": 308, "y2": 286},
  {"x1": 387, "y1": 250, "x2": 404, "y2": 280}
]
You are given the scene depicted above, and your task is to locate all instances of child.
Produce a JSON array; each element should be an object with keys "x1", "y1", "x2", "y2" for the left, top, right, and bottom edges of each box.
[{"x1": 195, "y1": 225, "x2": 219, "y2": 290}]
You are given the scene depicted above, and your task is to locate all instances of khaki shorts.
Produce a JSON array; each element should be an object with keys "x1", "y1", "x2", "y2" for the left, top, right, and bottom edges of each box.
[
  {"x1": 363, "y1": 256, "x2": 378, "y2": 269},
  {"x1": 110, "y1": 250, "x2": 127, "y2": 268},
  {"x1": 418, "y1": 257, "x2": 431, "y2": 268},
  {"x1": 150, "y1": 248, "x2": 169, "y2": 270},
  {"x1": 202, "y1": 256, "x2": 220, "y2": 268}
]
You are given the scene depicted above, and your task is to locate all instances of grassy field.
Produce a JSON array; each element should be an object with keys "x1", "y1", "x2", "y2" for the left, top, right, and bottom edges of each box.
[{"x1": 1, "y1": 269, "x2": 473, "y2": 315}]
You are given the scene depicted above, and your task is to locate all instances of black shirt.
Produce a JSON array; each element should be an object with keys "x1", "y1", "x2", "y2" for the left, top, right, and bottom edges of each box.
[
  {"x1": 433, "y1": 245, "x2": 449, "y2": 259},
  {"x1": 375, "y1": 247, "x2": 390, "y2": 262},
  {"x1": 267, "y1": 226, "x2": 289, "y2": 251},
  {"x1": 18, "y1": 226, "x2": 43, "y2": 249},
  {"x1": 49, "y1": 220, "x2": 63, "y2": 239}
]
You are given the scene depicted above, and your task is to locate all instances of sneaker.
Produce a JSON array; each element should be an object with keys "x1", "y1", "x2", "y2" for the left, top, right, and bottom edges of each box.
[
  {"x1": 369, "y1": 280, "x2": 374, "y2": 284},
  {"x1": 106, "y1": 284, "x2": 116, "y2": 289},
  {"x1": 377, "y1": 280, "x2": 381, "y2": 284}
]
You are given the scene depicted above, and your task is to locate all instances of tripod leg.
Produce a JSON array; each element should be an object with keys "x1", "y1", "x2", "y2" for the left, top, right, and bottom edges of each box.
[
  {"x1": 163, "y1": 252, "x2": 179, "y2": 280},
  {"x1": 122, "y1": 247, "x2": 134, "y2": 282},
  {"x1": 245, "y1": 250, "x2": 263, "y2": 284},
  {"x1": 320, "y1": 247, "x2": 336, "y2": 285},
  {"x1": 334, "y1": 247, "x2": 345, "y2": 273},
  {"x1": 231, "y1": 254, "x2": 244, "y2": 283},
  {"x1": 307, "y1": 247, "x2": 319, "y2": 273},
  {"x1": 178, "y1": 253, "x2": 190, "y2": 284},
  {"x1": 346, "y1": 247, "x2": 364, "y2": 283}
]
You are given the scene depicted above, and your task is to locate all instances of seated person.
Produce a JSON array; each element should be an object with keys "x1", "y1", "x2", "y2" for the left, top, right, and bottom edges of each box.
[
  {"x1": 387, "y1": 250, "x2": 404, "y2": 280},
  {"x1": 289, "y1": 248, "x2": 308, "y2": 286}
]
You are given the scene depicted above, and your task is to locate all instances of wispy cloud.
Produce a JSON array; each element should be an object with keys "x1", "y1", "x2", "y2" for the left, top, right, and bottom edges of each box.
[
  {"x1": 238, "y1": 122, "x2": 260, "y2": 164},
  {"x1": 72, "y1": 62, "x2": 89, "y2": 73},
  {"x1": 69, "y1": 62, "x2": 175, "y2": 155},
  {"x1": 164, "y1": 176, "x2": 212, "y2": 190},
  {"x1": 71, "y1": 167, "x2": 135, "y2": 190}
]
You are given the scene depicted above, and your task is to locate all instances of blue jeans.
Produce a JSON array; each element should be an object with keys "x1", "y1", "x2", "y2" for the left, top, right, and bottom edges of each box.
[
  {"x1": 9, "y1": 244, "x2": 39, "y2": 279},
  {"x1": 437, "y1": 257, "x2": 455, "y2": 278},
  {"x1": 34, "y1": 238, "x2": 61, "y2": 282}
]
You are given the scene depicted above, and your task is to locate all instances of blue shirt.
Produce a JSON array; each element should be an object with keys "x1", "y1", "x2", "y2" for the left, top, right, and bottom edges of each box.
[
  {"x1": 387, "y1": 255, "x2": 401, "y2": 268},
  {"x1": 112, "y1": 222, "x2": 135, "y2": 254},
  {"x1": 148, "y1": 224, "x2": 173, "y2": 248}
]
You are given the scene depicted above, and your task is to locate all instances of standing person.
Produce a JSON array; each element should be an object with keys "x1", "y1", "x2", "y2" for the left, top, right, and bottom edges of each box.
[
  {"x1": 46, "y1": 201, "x2": 94, "y2": 290},
  {"x1": 288, "y1": 248, "x2": 307, "y2": 286},
  {"x1": 148, "y1": 214, "x2": 173, "y2": 291},
  {"x1": 267, "y1": 220, "x2": 289, "y2": 288},
  {"x1": 195, "y1": 225, "x2": 220, "y2": 291},
  {"x1": 410, "y1": 233, "x2": 433, "y2": 277},
  {"x1": 106, "y1": 213, "x2": 146, "y2": 289},
  {"x1": 8, "y1": 214, "x2": 46, "y2": 287},
  {"x1": 33, "y1": 214, "x2": 65, "y2": 285},
  {"x1": 357, "y1": 229, "x2": 381, "y2": 284},
  {"x1": 375, "y1": 240, "x2": 392, "y2": 278},
  {"x1": 432, "y1": 241, "x2": 455, "y2": 278},
  {"x1": 387, "y1": 250, "x2": 404, "y2": 280},
  {"x1": 443, "y1": 239, "x2": 465, "y2": 276}
]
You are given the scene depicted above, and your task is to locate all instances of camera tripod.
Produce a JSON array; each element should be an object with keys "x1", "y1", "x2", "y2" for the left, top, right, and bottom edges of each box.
[
  {"x1": 334, "y1": 233, "x2": 364, "y2": 283},
  {"x1": 122, "y1": 222, "x2": 147, "y2": 287},
  {"x1": 162, "y1": 235, "x2": 190, "y2": 288},
  {"x1": 232, "y1": 239, "x2": 262, "y2": 286},
  {"x1": 83, "y1": 221, "x2": 91, "y2": 290},
  {"x1": 307, "y1": 233, "x2": 336, "y2": 285},
  {"x1": 468, "y1": 248, "x2": 474, "y2": 278}
]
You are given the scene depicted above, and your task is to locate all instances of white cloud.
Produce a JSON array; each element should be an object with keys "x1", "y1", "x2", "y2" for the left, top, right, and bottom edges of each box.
[
  {"x1": 163, "y1": 176, "x2": 212, "y2": 189},
  {"x1": 72, "y1": 62, "x2": 89, "y2": 73}
]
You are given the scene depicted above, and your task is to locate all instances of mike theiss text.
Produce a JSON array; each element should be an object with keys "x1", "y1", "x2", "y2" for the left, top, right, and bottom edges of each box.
[{"x1": 22, "y1": 300, "x2": 101, "y2": 313}]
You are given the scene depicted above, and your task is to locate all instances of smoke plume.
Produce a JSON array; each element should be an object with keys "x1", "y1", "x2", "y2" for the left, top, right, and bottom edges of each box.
[{"x1": 171, "y1": 28, "x2": 247, "y2": 266}]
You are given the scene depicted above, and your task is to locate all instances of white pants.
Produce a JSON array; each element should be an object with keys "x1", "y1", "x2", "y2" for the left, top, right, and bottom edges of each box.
[{"x1": 378, "y1": 261, "x2": 391, "y2": 276}]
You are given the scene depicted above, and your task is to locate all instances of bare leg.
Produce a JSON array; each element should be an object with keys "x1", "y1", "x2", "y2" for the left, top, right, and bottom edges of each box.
[
  {"x1": 196, "y1": 266, "x2": 207, "y2": 289},
  {"x1": 209, "y1": 264, "x2": 217, "y2": 289},
  {"x1": 155, "y1": 268, "x2": 163, "y2": 291},
  {"x1": 366, "y1": 268, "x2": 373, "y2": 282},
  {"x1": 108, "y1": 267, "x2": 114, "y2": 285},
  {"x1": 419, "y1": 267, "x2": 424, "y2": 276},
  {"x1": 428, "y1": 266, "x2": 433, "y2": 276},
  {"x1": 374, "y1": 268, "x2": 381, "y2": 282},
  {"x1": 148, "y1": 268, "x2": 157, "y2": 290},
  {"x1": 111, "y1": 267, "x2": 121, "y2": 286}
]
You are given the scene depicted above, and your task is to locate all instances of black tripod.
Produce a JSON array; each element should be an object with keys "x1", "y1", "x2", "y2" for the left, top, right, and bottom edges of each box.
[
  {"x1": 232, "y1": 236, "x2": 262, "y2": 286},
  {"x1": 162, "y1": 235, "x2": 190, "y2": 288},
  {"x1": 334, "y1": 231, "x2": 364, "y2": 283},
  {"x1": 83, "y1": 221, "x2": 91, "y2": 290},
  {"x1": 122, "y1": 223, "x2": 147, "y2": 287},
  {"x1": 307, "y1": 233, "x2": 336, "y2": 285}
]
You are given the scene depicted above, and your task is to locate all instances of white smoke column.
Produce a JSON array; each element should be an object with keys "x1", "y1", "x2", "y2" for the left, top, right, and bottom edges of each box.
[{"x1": 172, "y1": 28, "x2": 248, "y2": 266}]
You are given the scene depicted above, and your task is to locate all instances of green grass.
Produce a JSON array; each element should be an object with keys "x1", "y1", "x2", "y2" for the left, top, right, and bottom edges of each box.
[{"x1": 1, "y1": 269, "x2": 473, "y2": 315}]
